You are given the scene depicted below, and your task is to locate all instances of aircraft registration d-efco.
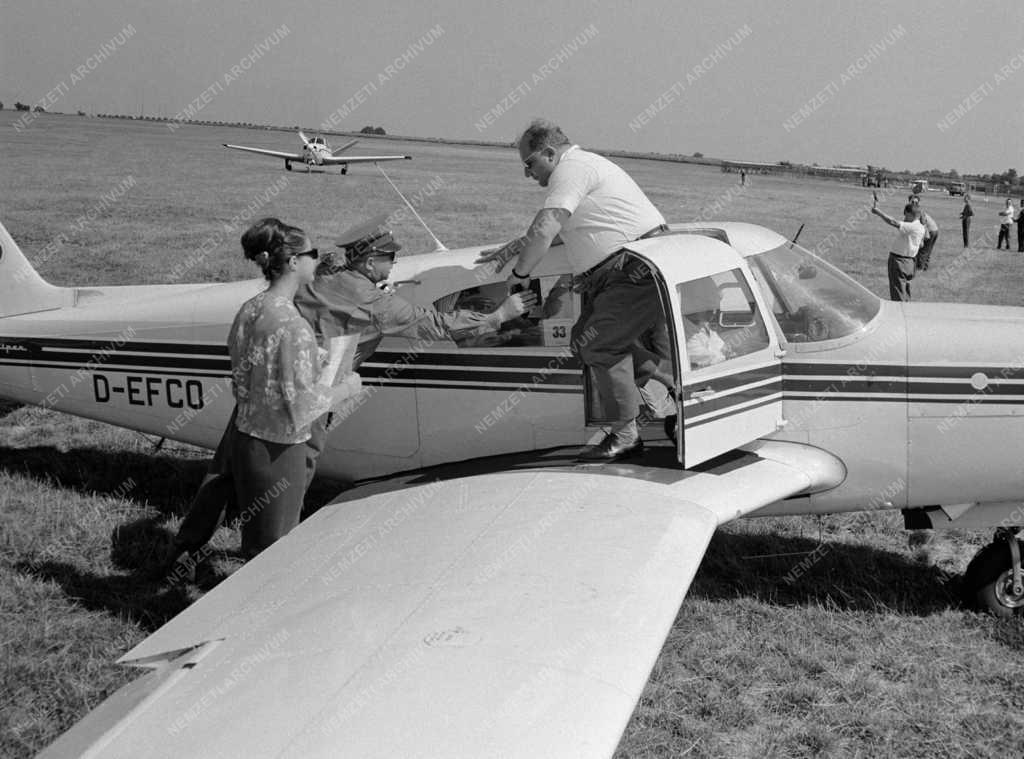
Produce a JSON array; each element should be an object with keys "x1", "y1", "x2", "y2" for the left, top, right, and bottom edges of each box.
[{"x1": 2, "y1": 218, "x2": 1023, "y2": 757}]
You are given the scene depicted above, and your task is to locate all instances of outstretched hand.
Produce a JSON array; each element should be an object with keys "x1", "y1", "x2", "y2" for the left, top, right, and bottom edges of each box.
[{"x1": 496, "y1": 291, "x2": 538, "y2": 322}]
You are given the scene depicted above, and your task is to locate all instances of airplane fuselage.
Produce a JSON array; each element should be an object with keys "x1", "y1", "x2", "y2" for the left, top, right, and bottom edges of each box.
[
  {"x1": 302, "y1": 144, "x2": 330, "y2": 165},
  {"x1": 3, "y1": 229, "x2": 1024, "y2": 529}
]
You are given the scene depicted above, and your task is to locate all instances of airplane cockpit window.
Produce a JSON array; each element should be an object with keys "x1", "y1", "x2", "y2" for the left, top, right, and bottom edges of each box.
[
  {"x1": 678, "y1": 270, "x2": 770, "y2": 370},
  {"x1": 746, "y1": 243, "x2": 881, "y2": 343},
  {"x1": 433, "y1": 275, "x2": 578, "y2": 348}
]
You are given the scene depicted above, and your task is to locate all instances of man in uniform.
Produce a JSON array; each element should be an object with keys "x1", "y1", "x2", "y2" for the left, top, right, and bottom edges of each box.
[
  {"x1": 294, "y1": 214, "x2": 536, "y2": 373},
  {"x1": 476, "y1": 119, "x2": 669, "y2": 462},
  {"x1": 162, "y1": 216, "x2": 534, "y2": 581}
]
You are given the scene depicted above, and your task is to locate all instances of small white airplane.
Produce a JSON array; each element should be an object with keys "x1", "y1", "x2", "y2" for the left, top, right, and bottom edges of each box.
[
  {"x1": 223, "y1": 129, "x2": 412, "y2": 173},
  {"x1": 2, "y1": 217, "x2": 1022, "y2": 757}
]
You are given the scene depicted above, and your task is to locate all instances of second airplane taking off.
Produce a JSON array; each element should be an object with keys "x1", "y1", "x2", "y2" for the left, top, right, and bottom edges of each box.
[{"x1": 223, "y1": 129, "x2": 412, "y2": 172}]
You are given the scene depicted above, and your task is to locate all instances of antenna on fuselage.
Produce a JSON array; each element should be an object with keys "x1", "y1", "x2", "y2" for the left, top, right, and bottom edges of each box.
[
  {"x1": 376, "y1": 164, "x2": 448, "y2": 252},
  {"x1": 789, "y1": 223, "x2": 805, "y2": 249}
]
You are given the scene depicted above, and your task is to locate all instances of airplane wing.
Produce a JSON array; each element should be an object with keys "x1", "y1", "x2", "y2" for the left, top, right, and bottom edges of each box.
[
  {"x1": 40, "y1": 441, "x2": 841, "y2": 758},
  {"x1": 331, "y1": 138, "x2": 359, "y2": 155},
  {"x1": 321, "y1": 153, "x2": 412, "y2": 165},
  {"x1": 223, "y1": 143, "x2": 303, "y2": 161}
]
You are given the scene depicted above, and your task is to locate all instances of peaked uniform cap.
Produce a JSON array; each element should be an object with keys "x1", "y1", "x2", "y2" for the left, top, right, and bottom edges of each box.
[{"x1": 336, "y1": 214, "x2": 401, "y2": 260}]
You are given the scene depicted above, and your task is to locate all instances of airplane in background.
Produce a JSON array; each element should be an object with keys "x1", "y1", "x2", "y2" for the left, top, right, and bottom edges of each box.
[
  {"x1": 223, "y1": 129, "x2": 412, "y2": 173},
  {"x1": 2, "y1": 217, "x2": 1023, "y2": 757}
]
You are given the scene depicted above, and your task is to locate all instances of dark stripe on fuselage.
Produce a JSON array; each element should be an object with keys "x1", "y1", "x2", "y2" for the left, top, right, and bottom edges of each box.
[
  {"x1": 682, "y1": 364, "x2": 780, "y2": 394},
  {"x1": 784, "y1": 377, "x2": 904, "y2": 394},
  {"x1": 7, "y1": 351, "x2": 228, "y2": 372},
  {"x1": 369, "y1": 350, "x2": 583, "y2": 371},
  {"x1": 5, "y1": 335, "x2": 1024, "y2": 408},
  {"x1": 782, "y1": 362, "x2": 906, "y2": 377},
  {"x1": 359, "y1": 364, "x2": 581, "y2": 387},
  {"x1": 363, "y1": 379, "x2": 582, "y2": 394},
  {"x1": 683, "y1": 379, "x2": 783, "y2": 419},
  {"x1": 0, "y1": 359, "x2": 229, "y2": 379},
  {"x1": 684, "y1": 395, "x2": 782, "y2": 428},
  {"x1": 0, "y1": 337, "x2": 227, "y2": 355}
]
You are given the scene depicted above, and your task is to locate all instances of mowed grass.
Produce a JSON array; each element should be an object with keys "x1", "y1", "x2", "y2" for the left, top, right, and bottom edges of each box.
[{"x1": 1, "y1": 113, "x2": 1023, "y2": 758}]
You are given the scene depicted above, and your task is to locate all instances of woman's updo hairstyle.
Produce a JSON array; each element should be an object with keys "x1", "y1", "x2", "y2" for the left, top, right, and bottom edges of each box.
[{"x1": 240, "y1": 217, "x2": 310, "y2": 280}]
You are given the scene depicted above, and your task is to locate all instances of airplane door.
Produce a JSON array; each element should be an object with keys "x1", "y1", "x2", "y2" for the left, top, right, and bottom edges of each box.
[{"x1": 634, "y1": 237, "x2": 785, "y2": 468}]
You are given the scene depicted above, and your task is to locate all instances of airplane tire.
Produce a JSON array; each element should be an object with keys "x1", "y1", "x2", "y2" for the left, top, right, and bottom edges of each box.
[
  {"x1": 286, "y1": 162, "x2": 292, "y2": 171},
  {"x1": 962, "y1": 539, "x2": 1024, "y2": 618}
]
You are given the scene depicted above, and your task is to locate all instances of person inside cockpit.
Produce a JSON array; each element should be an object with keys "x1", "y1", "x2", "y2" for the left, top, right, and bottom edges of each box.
[{"x1": 681, "y1": 277, "x2": 728, "y2": 370}]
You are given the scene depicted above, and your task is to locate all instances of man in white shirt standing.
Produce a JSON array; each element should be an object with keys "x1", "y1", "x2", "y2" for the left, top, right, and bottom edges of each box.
[
  {"x1": 998, "y1": 198, "x2": 1016, "y2": 250},
  {"x1": 477, "y1": 119, "x2": 668, "y2": 461},
  {"x1": 871, "y1": 195, "x2": 925, "y2": 301}
]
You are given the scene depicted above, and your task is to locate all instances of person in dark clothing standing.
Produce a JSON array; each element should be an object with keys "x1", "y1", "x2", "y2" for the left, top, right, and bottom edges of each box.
[
  {"x1": 1017, "y1": 198, "x2": 1024, "y2": 252},
  {"x1": 960, "y1": 194, "x2": 973, "y2": 248}
]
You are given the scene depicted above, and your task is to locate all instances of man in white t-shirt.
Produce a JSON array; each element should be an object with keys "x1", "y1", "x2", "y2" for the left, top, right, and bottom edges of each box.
[
  {"x1": 871, "y1": 196, "x2": 925, "y2": 301},
  {"x1": 476, "y1": 119, "x2": 668, "y2": 461},
  {"x1": 998, "y1": 198, "x2": 1015, "y2": 250}
]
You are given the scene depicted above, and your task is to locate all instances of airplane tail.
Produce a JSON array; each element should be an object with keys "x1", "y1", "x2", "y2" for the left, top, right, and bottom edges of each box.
[{"x1": 0, "y1": 220, "x2": 73, "y2": 317}]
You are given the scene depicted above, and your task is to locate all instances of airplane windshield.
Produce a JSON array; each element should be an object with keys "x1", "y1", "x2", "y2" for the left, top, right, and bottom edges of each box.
[{"x1": 746, "y1": 243, "x2": 881, "y2": 343}]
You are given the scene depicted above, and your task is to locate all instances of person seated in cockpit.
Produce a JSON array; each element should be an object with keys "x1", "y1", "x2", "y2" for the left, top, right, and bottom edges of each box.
[{"x1": 681, "y1": 277, "x2": 728, "y2": 370}]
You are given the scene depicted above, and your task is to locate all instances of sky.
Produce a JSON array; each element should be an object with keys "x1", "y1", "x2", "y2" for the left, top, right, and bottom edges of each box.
[{"x1": 2, "y1": 0, "x2": 1022, "y2": 175}]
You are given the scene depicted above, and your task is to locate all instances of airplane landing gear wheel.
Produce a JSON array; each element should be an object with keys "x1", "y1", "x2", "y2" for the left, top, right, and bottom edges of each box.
[
  {"x1": 341, "y1": 167, "x2": 348, "y2": 175},
  {"x1": 963, "y1": 538, "x2": 1024, "y2": 617},
  {"x1": 285, "y1": 161, "x2": 292, "y2": 171}
]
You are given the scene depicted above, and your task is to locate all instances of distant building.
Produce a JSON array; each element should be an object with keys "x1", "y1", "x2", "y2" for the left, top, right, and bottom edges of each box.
[{"x1": 720, "y1": 160, "x2": 779, "y2": 176}]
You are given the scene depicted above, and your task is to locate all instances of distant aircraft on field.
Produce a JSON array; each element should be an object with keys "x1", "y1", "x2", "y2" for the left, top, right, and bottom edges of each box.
[{"x1": 223, "y1": 130, "x2": 412, "y2": 173}]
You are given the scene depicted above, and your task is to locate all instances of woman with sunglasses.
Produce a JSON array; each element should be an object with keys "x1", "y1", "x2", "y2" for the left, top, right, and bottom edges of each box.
[{"x1": 228, "y1": 217, "x2": 361, "y2": 558}]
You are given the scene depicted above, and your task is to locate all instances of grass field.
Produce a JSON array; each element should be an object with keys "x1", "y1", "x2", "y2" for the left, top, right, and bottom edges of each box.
[{"x1": 2, "y1": 113, "x2": 1023, "y2": 758}]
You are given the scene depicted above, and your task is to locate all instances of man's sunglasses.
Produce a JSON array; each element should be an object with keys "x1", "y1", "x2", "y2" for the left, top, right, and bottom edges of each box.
[
  {"x1": 522, "y1": 146, "x2": 549, "y2": 175},
  {"x1": 295, "y1": 248, "x2": 319, "y2": 260}
]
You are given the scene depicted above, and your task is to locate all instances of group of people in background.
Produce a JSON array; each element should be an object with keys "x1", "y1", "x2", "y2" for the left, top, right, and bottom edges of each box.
[
  {"x1": 959, "y1": 194, "x2": 1024, "y2": 251},
  {"x1": 995, "y1": 197, "x2": 1024, "y2": 252},
  {"x1": 875, "y1": 191, "x2": 1024, "y2": 302}
]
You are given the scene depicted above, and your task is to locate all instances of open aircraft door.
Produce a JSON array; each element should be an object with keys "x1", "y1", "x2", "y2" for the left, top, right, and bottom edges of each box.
[{"x1": 630, "y1": 235, "x2": 785, "y2": 468}]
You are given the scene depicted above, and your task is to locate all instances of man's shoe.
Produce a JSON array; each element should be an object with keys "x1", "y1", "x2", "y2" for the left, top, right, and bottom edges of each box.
[
  {"x1": 663, "y1": 414, "x2": 678, "y2": 441},
  {"x1": 576, "y1": 433, "x2": 644, "y2": 462}
]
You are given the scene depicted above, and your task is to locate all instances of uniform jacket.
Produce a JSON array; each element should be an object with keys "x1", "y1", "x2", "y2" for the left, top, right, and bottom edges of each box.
[{"x1": 294, "y1": 267, "x2": 503, "y2": 369}]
